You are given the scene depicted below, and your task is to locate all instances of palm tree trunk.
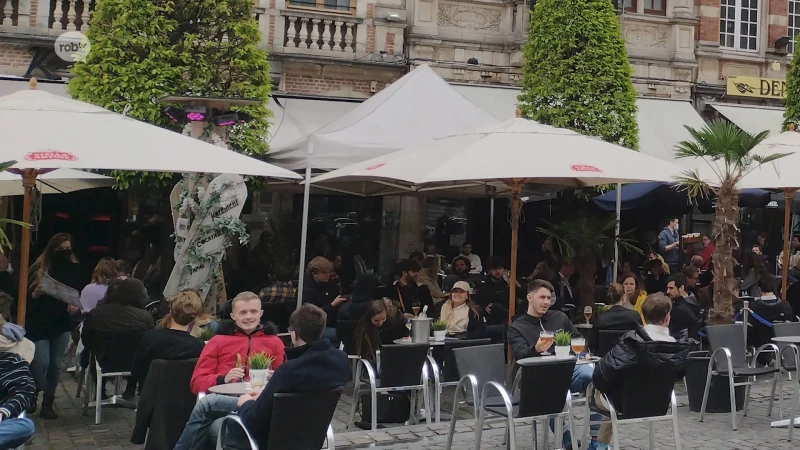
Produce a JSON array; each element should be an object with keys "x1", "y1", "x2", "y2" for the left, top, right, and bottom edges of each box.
[{"x1": 709, "y1": 180, "x2": 740, "y2": 325}]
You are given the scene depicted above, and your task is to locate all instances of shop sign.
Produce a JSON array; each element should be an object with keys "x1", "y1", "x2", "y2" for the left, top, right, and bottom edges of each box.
[{"x1": 726, "y1": 75, "x2": 786, "y2": 100}]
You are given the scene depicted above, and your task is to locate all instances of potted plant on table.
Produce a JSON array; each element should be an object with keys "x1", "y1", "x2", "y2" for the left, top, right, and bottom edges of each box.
[
  {"x1": 431, "y1": 320, "x2": 448, "y2": 342},
  {"x1": 247, "y1": 352, "x2": 275, "y2": 389},
  {"x1": 554, "y1": 331, "x2": 572, "y2": 358},
  {"x1": 199, "y1": 327, "x2": 216, "y2": 344}
]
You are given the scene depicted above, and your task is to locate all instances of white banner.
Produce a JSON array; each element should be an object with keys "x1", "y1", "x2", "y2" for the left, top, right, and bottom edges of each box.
[{"x1": 163, "y1": 173, "x2": 248, "y2": 300}]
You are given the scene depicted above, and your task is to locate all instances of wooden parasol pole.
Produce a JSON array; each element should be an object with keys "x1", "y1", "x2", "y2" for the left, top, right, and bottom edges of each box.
[
  {"x1": 16, "y1": 169, "x2": 38, "y2": 326},
  {"x1": 507, "y1": 180, "x2": 522, "y2": 324},
  {"x1": 782, "y1": 189, "x2": 793, "y2": 298}
]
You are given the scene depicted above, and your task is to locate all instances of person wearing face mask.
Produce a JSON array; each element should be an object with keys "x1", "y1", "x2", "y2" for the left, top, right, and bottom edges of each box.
[
  {"x1": 25, "y1": 233, "x2": 83, "y2": 419},
  {"x1": 658, "y1": 218, "x2": 681, "y2": 276},
  {"x1": 430, "y1": 281, "x2": 487, "y2": 339}
]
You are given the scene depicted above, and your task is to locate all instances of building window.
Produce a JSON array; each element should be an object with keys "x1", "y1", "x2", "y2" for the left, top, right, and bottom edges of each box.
[
  {"x1": 623, "y1": 0, "x2": 637, "y2": 12},
  {"x1": 719, "y1": 0, "x2": 759, "y2": 51},
  {"x1": 790, "y1": 0, "x2": 800, "y2": 53},
  {"x1": 287, "y1": 0, "x2": 354, "y2": 13},
  {"x1": 643, "y1": 0, "x2": 666, "y2": 14}
]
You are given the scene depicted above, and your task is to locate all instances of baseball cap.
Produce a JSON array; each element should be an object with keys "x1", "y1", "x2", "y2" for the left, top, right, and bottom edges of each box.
[{"x1": 450, "y1": 281, "x2": 472, "y2": 294}]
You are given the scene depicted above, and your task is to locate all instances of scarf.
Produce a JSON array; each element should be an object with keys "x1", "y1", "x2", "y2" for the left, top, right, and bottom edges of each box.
[{"x1": 440, "y1": 301, "x2": 470, "y2": 334}]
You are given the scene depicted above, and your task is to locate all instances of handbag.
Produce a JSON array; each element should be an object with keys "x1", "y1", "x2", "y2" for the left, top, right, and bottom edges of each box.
[{"x1": 360, "y1": 392, "x2": 411, "y2": 423}]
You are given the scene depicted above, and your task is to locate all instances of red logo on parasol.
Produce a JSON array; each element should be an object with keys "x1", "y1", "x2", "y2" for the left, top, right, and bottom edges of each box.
[
  {"x1": 366, "y1": 163, "x2": 386, "y2": 170},
  {"x1": 570, "y1": 165, "x2": 601, "y2": 173},
  {"x1": 24, "y1": 151, "x2": 78, "y2": 162}
]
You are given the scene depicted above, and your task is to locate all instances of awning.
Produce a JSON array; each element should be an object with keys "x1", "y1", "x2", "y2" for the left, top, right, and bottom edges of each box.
[
  {"x1": 267, "y1": 96, "x2": 359, "y2": 149},
  {"x1": 710, "y1": 103, "x2": 784, "y2": 136},
  {"x1": 593, "y1": 182, "x2": 771, "y2": 211},
  {"x1": 636, "y1": 98, "x2": 707, "y2": 164},
  {"x1": 451, "y1": 84, "x2": 520, "y2": 120}
]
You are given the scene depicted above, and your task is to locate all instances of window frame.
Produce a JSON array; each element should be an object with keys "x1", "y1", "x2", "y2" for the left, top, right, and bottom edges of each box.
[
  {"x1": 643, "y1": 0, "x2": 666, "y2": 15},
  {"x1": 286, "y1": 0, "x2": 356, "y2": 15},
  {"x1": 719, "y1": 0, "x2": 761, "y2": 52},
  {"x1": 623, "y1": 0, "x2": 638, "y2": 12},
  {"x1": 790, "y1": 0, "x2": 800, "y2": 54}
]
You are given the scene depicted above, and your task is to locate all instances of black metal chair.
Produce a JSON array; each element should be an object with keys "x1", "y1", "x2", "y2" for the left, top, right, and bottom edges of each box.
[
  {"x1": 472, "y1": 359, "x2": 576, "y2": 450},
  {"x1": 216, "y1": 388, "x2": 342, "y2": 450},
  {"x1": 771, "y1": 322, "x2": 800, "y2": 441},
  {"x1": 427, "y1": 338, "x2": 491, "y2": 422},
  {"x1": 596, "y1": 329, "x2": 628, "y2": 358},
  {"x1": 348, "y1": 343, "x2": 432, "y2": 432},
  {"x1": 700, "y1": 324, "x2": 781, "y2": 430},
  {"x1": 582, "y1": 343, "x2": 684, "y2": 450}
]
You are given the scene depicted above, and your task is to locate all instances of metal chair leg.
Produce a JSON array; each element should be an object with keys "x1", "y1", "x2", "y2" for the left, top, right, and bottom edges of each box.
[
  {"x1": 727, "y1": 372, "x2": 737, "y2": 431},
  {"x1": 699, "y1": 357, "x2": 714, "y2": 422},
  {"x1": 347, "y1": 367, "x2": 361, "y2": 428},
  {"x1": 743, "y1": 378, "x2": 752, "y2": 417},
  {"x1": 648, "y1": 422, "x2": 655, "y2": 449},
  {"x1": 95, "y1": 366, "x2": 103, "y2": 425},
  {"x1": 671, "y1": 391, "x2": 682, "y2": 450},
  {"x1": 790, "y1": 374, "x2": 799, "y2": 442},
  {"x1": 565, "y1": 392, "x2": 576, "y2": 450}
]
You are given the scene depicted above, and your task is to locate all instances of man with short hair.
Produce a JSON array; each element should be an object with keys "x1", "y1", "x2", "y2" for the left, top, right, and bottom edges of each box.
[
  {"x1": 665, "y1": 274, "x2": 700, "y2": 338},
  {"x1": 388, "y1": 259, "x2": 433, "y2": 318},
  {"x1": 750, "y1": 275, "x2": 796, "y2": 324},
  {"x1": 549, "y1": 260, "x2": 575, "y2": 311},
  {"x1": 591, "y1": 294, "x2": 691, "y2": 449},
  {"x1": 658, "y1": 218, "x2": 681, "y2": 275},
  {"x1": 302, "y1": 256, "x2": 347, "y2": 344},
  {"x1": 453, "y1": 241, "x2": 482, "y2": 275},
  {"x1": 190, "y1": 292, "x2": 286, "y2": 394},
  {"x1": 174, "y1": 305, "x2": 349, "y2": 450},
  {"x1": 508, "y1": 279, "x2": 598, "y2": 449},
  {"x1": 0, "y1": 350, "x2": 35, "y2": 449}
]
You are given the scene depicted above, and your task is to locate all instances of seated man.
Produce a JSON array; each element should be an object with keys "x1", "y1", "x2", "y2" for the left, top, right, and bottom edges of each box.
[
  {"x1": 452, "y1": 241, "x2": 482, "y2": 275},
  {"x1": 0, "y1": 349, "x2": 35, "y2": 449},
  {"x1": 591, "y1": 294, "x2": 691, "y2": 449},
  {"x1": 132, "y1": 291, "x2": 206, "y2": 387},
  {"x1": 173, "y1": 304, "x2": 349, "y2": 450},
  {"x1": 191, "y1": 292, "x2": 286, "y2": 394},
  {"x1": 751, "y1": 275, "x2": 796, "y2": 322},
  {"x1": 589, "y1": 284, "x2": 641, "y2": 354},
  {"x1": 507, "y1": 279, "x2": 599, "y2": 450},
  {"x1": 665, "y1": 274, "x2": 700, "y2": 339}
]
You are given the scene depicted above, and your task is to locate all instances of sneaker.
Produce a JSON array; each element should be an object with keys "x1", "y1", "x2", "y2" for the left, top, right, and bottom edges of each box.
[{"x1": 585, "y1": 440, "x2": 603, "y2": 450}]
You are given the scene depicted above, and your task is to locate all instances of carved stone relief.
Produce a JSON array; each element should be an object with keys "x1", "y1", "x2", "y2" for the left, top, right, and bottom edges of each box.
[
  {"x1": 721, "y1": 62, "x2": 760, "y2": 79},
  {"x1": 673, "y1": 68, "x2": 692, "y2": 81},
  {"x1": 623, "y1": 25, "x2": 668, "y2": 48},
  {"x1": 437, "y1": 3, "x2": 502, "y2": 32}
]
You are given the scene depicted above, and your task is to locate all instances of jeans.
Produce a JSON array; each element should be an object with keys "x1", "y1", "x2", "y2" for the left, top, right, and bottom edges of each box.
[
  {"x1": 322, "y1": 327, "x2": 340, "y2": 348},
  {"x1": 32, "y1": 331, "x2": 71, "y2": 396},
  {"x1": 0, "y1": 417, "x2": 35, "y2": 449},
  {"x1": 552, "y1": 364, "x2": 600, "y2": 447},
  {"x1": 174, "y1": 394, "x2": 239, "y2": 450}
]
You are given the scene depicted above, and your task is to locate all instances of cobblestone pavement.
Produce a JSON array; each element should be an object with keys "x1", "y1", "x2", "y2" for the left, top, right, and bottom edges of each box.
[{"x1": 22, "y1": 369, "x2": 800, "y2": 450}]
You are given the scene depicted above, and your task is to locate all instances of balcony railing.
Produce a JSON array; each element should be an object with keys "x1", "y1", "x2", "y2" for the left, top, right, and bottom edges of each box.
[
  {"x1": 284, "y1": 13, "x2": 359, "y2": 55},
  {"x1": 0, "y1": 0, "x2": 94, "y2": 32}
]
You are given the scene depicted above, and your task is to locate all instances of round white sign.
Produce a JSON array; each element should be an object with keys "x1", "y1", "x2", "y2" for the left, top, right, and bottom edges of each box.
[{"x1": 54, "y1": 31, "x2": 90, "y2": 62}]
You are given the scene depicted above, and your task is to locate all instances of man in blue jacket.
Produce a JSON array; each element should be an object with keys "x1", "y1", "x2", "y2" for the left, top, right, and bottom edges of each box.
[
  {"x1": 173, "y1": 304, "x2": 349, "y2": 450},
  {"x1": 658, "y1": 218, "x2": 681, "y2": 275}
]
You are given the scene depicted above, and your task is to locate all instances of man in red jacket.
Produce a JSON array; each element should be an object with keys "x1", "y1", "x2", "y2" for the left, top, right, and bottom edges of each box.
[{"x1": 189, "y1": 292, "x2": 286, "y2": 394}]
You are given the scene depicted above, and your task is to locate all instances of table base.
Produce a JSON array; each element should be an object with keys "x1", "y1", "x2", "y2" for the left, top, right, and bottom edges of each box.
[{"x1": 770, "y1": 417, "x2": 800, "y2": 428}]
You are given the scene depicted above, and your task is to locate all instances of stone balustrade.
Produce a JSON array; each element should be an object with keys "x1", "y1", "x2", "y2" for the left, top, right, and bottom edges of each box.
[{"x1": 283, "y1": 13, "x2": 360, "y2": 56}]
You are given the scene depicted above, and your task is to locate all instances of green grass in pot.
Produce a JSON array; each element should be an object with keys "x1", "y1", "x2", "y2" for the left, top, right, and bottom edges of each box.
[
  {"x1": 431, "y1": 320, "x2": 448, "y2": 332},
  {"x1": 553, "y1": 330, "x2": 572, "y2": 346},
  {"x1": 199, "y1": 327, "x2": 216, "y2": 341},
  {"x1": 248, "y1": 352, "x2": 275, "y2": 370}
]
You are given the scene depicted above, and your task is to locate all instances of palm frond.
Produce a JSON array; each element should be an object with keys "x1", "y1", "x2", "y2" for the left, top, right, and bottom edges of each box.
[{"x1": 0, "y1": 161, "x2": 16, "y2": 172}]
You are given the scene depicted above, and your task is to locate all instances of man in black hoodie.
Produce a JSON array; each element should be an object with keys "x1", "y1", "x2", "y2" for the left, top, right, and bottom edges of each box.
[
  {"x1": 172, "y1": 305, "x2": 348, "y2": 450},
  {"x1": 665, "y1": 274, "x2": 700, "y2": 339},
  {"x1": 507, "y1": 279, "x2": 598, "y2": 449},
  {"x1": 301, "y1": 257, "x2": 347, "y2": 345}
]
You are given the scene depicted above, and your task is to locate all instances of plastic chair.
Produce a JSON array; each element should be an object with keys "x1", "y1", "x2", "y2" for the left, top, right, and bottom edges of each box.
[
  {"x1": 700, "y1": 324, "x2": 781, "y2": 431},
  {"x1": 427, "y1": 338, "x2": 491, "y2": 422},
  {"x1": 216, "y1": 388, "x2": 342, "y2": 450},
  {"x1": 348, "y1": 343, "x2": 433, "y2": 432},
  {"x1": 473, "y1": 359, "x2": 576, "y2": 450}
]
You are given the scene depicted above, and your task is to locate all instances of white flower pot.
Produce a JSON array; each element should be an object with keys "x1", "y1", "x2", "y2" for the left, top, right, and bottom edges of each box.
[
  {"x1": 250, "y1": 369, "x2": 269, "y2": 388},
  {"x1": 433, "y1": 330, "x2": 447, "y2": 342},
  {"x1": 554, "y1": 345, "x2": 571, "y2": 359}
]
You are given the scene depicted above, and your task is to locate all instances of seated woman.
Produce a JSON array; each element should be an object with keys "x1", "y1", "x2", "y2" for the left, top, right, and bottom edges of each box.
[
  {"x1": 80, "y1": 257, "x2": 119, "y2": 314},
  {"x1": 354, "y1": 300, "x2": 407, "y2": 363},
  {"x1": 430, "y1": 281, "x2": 487, "y2": 339},
  {"x1": 621, "y1": 272, "x2": 647, "y2": 323},
  {"x1": 133, "y1": 292, "x2": 207, "y2": 387}
]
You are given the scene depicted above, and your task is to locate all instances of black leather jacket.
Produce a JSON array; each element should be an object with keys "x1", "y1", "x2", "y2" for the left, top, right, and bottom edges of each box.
[{"x1": 593, "y1": 325, "x2": 691, "y2": 399}]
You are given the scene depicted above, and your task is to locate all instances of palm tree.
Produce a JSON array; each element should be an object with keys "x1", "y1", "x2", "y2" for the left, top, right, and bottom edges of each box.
[
  {"x1": 537, "y1": 213, "x2": 641, "y2": 308},
  {"x1": 675, "y1": 120, "x2": 787, "y2": 324},
  {"x1": 0, "y1": 161, "x2": 31, "y2": 251}
]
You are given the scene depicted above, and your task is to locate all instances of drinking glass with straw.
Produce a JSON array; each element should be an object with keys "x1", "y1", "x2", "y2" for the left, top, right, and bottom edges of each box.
[{"x1": 539, "y1": 322, "x2": 554, "y2": 356}]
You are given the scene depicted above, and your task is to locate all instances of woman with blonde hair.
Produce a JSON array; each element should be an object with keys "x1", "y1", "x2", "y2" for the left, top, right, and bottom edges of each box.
[
  {"x1": 621, "y1": 272, "x2": 647, "y2": 323},
  {"x1": 26, "y1": 232, "x2": 83, "y2": 419},
  {"x1": 430, "y1": 281, "x2": 487, "y2": 338},
  {"x1": 79, "y1": 257, "x2": 119, "y2": 313},
  {"x1": 158, "y1": 290, "x2": 218, "y2": 338},
  {"x1": 133, "y1": 290, "x2": 206, "y2": 386}
]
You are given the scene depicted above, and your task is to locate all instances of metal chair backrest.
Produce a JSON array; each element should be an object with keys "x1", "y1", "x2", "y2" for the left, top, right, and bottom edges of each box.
[
  {"x1": 772, "y1": 322, "x2": 800, "y2": 367},
  {"x1": 378, "y1": 344, "x2": 431, "y2": 387},
  {"x1": 136, "y1": 358, "x2": 198, "y2": 450},
  {"x1": 453, "y1": 344, "x2": 506, "y2": 402},
  {"x1": 517, "y1": 359, "x2": 575, "y2": 418},
  {"x1": 440, "y1": 338, "x2": 492, "y2": 382},
  {"x1": 87, "y1": 330, "x2": 146, "y2": 373},
  {"x1": 706, "y1": 324, "x2": 748, "y2": 369},
  {"x1": 597, "y1": 329, "x2": 628, "y2": 358},
  {"x1": 335, "y1": 320, "x2": 360, "y2": 356},
  {"x1": 266, "y1": 388, "x2": 343, "y2": 450},
  {"x1": 617, "y1": 341, "x2": 687, "y2": 419}
]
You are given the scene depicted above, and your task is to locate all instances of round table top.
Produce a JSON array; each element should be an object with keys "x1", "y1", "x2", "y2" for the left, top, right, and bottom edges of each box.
[
  {"x1": 772, "y1": 336, "x2": 800, "y2": 344},
  {"x1": 518, "y1": 355, "x2": 600, "y2": 366},
  {"x1": 393, "y1": 338, "x2": 447, "y2": 346},
  {"x1": 208, "y1": 382, "x2": 251, "y2": 396}
]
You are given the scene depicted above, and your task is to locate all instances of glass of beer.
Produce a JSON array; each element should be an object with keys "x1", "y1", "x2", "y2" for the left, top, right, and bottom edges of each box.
[
  {"x1": 412, "y1": 300, "x2": 420, "y2": 316},
  {"x1": 583, "y1": 306, "x2": 593, "y2": 323},
  {"x1": 539, "y1": 331, "x2": 554, "y2": 356},
  {"x1": 571, "y1": 338, "x2": 586, "y2": 358}
]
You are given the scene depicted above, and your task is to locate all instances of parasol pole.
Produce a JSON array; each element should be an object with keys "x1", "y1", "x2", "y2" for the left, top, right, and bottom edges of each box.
[
  {"x1": 507, "y1": 181, "x2": 522, "y2": 324},
  {"x1": 613, "y1": 183, "x2": 622, "y2": 283},
  {"x1": 782, "y1": 188, "x2": 795, "y2": 298},
  {"x1": 296, "y1": 142, "x2": 313, "y2": 309},
  {"x1": 489, "y1": 187, "x2": 496, "y2": 256},
  {"x1": 16, "y1": 169, "x2": 38, "y2": 326}
]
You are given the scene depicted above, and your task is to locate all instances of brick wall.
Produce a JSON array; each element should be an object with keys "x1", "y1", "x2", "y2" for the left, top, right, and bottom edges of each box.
[
  {"x1": 283, "y1": 73, "x2": 387, "y2": 95},
  {"x1": 768, "y1": 0, "x2": 788, "y2": 48},
  {"x1": 366, "y1": 4, "x2": 375, "y2": 53},
  {"x1": 0, "y1": 44, "x2": 33, "y2": 71},
  {"x1": 385, "y1": 32, "x2": 395, "y2": 54},
  {"x1": 696, "y1": 0, "x2": 719, "y2": 43}
]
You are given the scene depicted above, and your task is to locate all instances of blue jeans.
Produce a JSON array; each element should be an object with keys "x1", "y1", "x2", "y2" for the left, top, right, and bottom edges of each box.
[
  {"x1": 552, "y1": 364, "x2": 600, "y2": 447},
  {"x1": 0, "y1": 417, "x2": 35, "y2": 449},
  {"x1": 32, "y1": 331, "x2": 71, "y2": 396},
  {"x1": 174, "y1": 394, "x2": 239, "y2": 450}
]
